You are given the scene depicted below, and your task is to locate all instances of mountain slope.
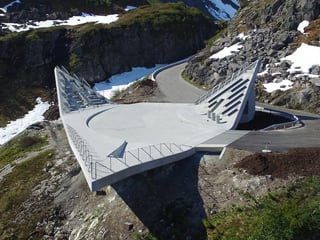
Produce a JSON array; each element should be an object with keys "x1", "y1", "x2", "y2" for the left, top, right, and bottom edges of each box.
[
  {"x1": 184, "y1": 0, "x2": 320, "y2": 114},
  {"x1": 0, "y1": 2, "x2": 219, "y2": 126}
]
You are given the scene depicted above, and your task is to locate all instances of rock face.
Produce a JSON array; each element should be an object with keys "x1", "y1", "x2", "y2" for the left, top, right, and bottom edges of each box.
[
  {"x1": 184, "y1": 0, "x2": 320, "y2": 114},
  {"x1": 71, "y1": 20, "x2": 216, "y2": 83},
  {"x1": 0, "y1": 28, "x2": 71, "y2": 87},
  {"x1": 0, "y1": 3, "x2": 218, "y2": 87}
]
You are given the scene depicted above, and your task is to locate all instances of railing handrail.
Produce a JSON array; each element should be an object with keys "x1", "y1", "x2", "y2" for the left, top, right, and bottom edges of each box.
[
  {"x1": 151, "y1": 57, "x2": 192, "y2": 81},
  {"x1": 195, "y1": 60, "x2": 259, "y2": 105},
  {"x1": 66, "y1": 124, "x2": 96, "y2": 177},
  {"x1": 258, "y1": 107, "x2": 300, "y2": 131},
  {"x1": 102, "y1": 143, "x2": 193, "y2": 176}
]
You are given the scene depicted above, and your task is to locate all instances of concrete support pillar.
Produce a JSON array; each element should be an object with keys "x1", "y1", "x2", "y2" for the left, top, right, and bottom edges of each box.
[{"x1": 211, "y1": 112, "x2": 216, "y2": 121}]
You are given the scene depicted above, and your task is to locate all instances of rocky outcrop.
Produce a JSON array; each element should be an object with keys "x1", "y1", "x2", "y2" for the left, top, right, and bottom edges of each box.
[
  {"x1": 185, "y1": 28, "x2": 298, "y2": 87},
  {"x1": 184, "y1": 0, "x2": 320, "y2": 113},
  {"x1": 71, "y1": 20, "x2": 216, "y2": 83},
  {"x1": 0, "y1": 28, "x2": 71, "y2": 87},
  {"x1": 0, "y1": 3, "x2": 218, "y2": 87}
]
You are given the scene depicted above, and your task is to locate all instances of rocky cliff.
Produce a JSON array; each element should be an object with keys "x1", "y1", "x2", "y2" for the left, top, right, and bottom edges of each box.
[
  {"x1": 184, "y1": 0, "x2": 320, "y2": 113},
  {"x1": 0, "y1": 3, "x2": 218, "y2": 87}
]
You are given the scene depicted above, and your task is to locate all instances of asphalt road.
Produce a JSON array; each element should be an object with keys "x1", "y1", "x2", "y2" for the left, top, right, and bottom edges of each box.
[
  {"x1": 155, "y1": 62, "x2": 320, "y2": 153},
  {"x1": 155, "y1": 63, "x2": 206, "y2": 103},
  {"x1": 229, "y1": 106, "x2": 320, "y2": 152}
]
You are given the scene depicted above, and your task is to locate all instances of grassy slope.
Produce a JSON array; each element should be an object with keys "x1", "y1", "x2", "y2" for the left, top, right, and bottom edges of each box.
[
  {"x1": 204, "y1": 176, "x2": 320, "y2": 239},
  {"x1": 0, "y1": 133, "x2": 55, "y2": 239},
  {"x1": 3, "y1": 0, "x2": 149, "y2": 14},
  {"x1": 0, "y1": 133, "x2": 48, "y2": 168}
]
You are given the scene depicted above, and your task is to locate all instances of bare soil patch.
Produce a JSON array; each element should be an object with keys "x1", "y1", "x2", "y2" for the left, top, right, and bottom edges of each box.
[
  {"x1": 112, "y1": 79, "x2": 160, "y2": 104},
  {"x1": 234, "y1": 147, "x2": 320, "y2": 178}
]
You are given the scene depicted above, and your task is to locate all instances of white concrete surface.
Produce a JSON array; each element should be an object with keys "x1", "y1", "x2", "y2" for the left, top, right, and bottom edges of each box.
[{"x1": 54, "y1": 60, "x2": 260, "y2": 191}]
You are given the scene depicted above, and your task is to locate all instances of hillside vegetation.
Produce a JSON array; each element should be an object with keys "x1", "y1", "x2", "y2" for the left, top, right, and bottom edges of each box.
[
  {"x1": 0, "y1": 2, "x2": 217, "y2": 126},
  {"x1": 1, "y1": 0, "x2": 149, "y2": 16},
  {"x1": 204, "y1": 176, "x2": 320, "y2": 239}
]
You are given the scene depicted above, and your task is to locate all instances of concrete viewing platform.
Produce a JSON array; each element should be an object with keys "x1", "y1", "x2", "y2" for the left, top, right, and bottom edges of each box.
[{"x1": 54, "y1": 60, "x2": 260, "y2": 191}]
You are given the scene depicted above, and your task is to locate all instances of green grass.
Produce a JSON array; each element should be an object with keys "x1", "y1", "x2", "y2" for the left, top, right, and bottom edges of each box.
[
  {"x1": 205, "y1": 28, "x2": 227, "y2": 47},
  {"x1": 10, "y1": 0, "x2": 148, "y2": 15},
  {"x1": 205, "y1": 176, "x2": 320, "y2": 239},
  {"x1": 0, "y1": 133, "x2": 49, "y2": 169},
  {"x1": 111, "y1": 2, "x2": 209, "y2": 34},
  {"x1": 181, "y1": 70, "x2": 208, "y2": 90},
  {"x1": 69, "y1": 52, "x2": 81, "y2": 69},
  {"x1": 0, "y1": 149, "x2": 55, "y2": 239}
]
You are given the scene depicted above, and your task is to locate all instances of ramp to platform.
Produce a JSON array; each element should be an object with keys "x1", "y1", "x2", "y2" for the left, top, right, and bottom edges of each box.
[{"x1": 196, "y1": 130, "x2": 250, "y2": 152}]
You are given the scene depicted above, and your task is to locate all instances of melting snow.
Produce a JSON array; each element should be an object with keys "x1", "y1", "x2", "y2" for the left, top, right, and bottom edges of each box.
[
  {"x1": 210, "y1": 42, "x2": 243, "y2": 60},
  {"x1": 263, "y1": 79, "x2": 294, "y2": 93},
  {"x1": 93, "y1": 65, "x2": 165, "y2": 99},
  {"x1": 282, "y1": 43, "x2": 320, "y2": 74},
  {"x1": 260, "y1": 43, "x2": 320, "y2": 93},
  {"x1": 0, "y1": 98, "x2": 51, "y2": 145},
  {"x1": 237, "y1": 32, "x2": 249, "y2": 40},
  {"x1": 297, "y1": 20, "x2": 309, "y2": 34},
  {"x1": 2, "y1": 14, "x2": 119, "y2": 32}
]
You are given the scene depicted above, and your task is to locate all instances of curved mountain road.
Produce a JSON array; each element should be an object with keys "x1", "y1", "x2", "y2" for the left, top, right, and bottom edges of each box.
[
  {"x1": 155, "y1": 62, "x2": 206, "y2": 103},
  {"x1": 155, "y1": 62, "x2": 320, "y2": 152}
]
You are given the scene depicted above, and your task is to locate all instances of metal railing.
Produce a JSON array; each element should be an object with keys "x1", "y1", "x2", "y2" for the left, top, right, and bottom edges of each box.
[
  {"x1": 91, "y1": 143, "x2": 193, "y2": 179},
  {"x1": 66, "y1": 125, "x2": 97, "y2": 177},
  {"x1": 65, "y1": 126, "x2": 193, "y2": 180},
  {"x1": 56, "y1": 66, "x2": 110, "y2": 113},
  {"x1": 256, "y1": 107, "x2": 300, "y2": 131},
  {"x1": 195, "y1": 60, "x2": 260, "y2": 105},
  {"x1": 151, "y1": 57, "x2": 191, "y2": 81}
]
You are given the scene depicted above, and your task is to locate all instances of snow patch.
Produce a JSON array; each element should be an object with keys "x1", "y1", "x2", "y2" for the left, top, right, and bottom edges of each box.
[
  {"x1": 237, "y1": 32, "x2": 250, "y2": 40},
  {"x1": 263, "y1": 79, "x2": 294, "y2": 93},
  {"x1": 2, "y1": 14, "x2": 119, "y2": 32},
  {"x1": 0, "y1": 98, "x2": 51, "y2": 145},
  {"x1": 282, "y1": 43, "x2": 320, "y2": 74},
  {"x1": 297, "y1": 20, "x2": 309, "y2": 34},
  {"x1": 210, "y1": 42, "x2": 243, "y2": 60},
  {"x1": 93, "y1": 65, "x2": 165, "y2": 99}
]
